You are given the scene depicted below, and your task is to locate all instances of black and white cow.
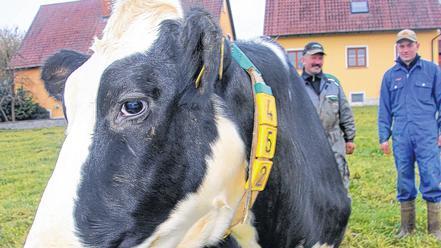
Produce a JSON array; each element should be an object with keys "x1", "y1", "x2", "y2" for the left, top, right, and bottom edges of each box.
[{"x1": 25, "y1": 0, "x2": 350, "y2": 247}]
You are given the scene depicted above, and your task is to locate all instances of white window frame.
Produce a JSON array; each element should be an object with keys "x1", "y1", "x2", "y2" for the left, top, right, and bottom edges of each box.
[
  {"x1": 345, "y1": 45, "x2": 369, "y2": 68},
  {"x1": 350, "y1": 0, "x2": 369, "y2": 13},
  {"x1": 286, "y1": 48, "x2": 304, "y2": 69},
  {"x1": 393, "y1": 44, "x2": 399, "y2": 59},
  {"x1": 46, "y1": 108, "x2": 53, "y2": 119},
  {"x1": 350, "y1": 91, "x2": 365, "y2": 104}
]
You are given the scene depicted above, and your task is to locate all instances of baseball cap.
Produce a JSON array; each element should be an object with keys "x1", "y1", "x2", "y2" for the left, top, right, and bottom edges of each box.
[
  {"x1": 303, "y1": 42, "x2": 325, "y2": 55},
  {"x1": 396, "y1": 29, "x2": 417, "y2": 43}
]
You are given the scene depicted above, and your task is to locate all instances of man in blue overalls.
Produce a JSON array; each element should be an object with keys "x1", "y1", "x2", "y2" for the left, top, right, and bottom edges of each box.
[{"x1": 378, "y1": 29, "x2": 441, "y2": 240}]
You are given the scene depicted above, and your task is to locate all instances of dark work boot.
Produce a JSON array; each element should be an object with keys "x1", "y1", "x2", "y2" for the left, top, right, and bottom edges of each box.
[
  {"x1": 427, "y1": 202, "x2": 441, "y2": 241},
  {"x1": 396, "y1": 200, "x2": 415, "y2": 238}
]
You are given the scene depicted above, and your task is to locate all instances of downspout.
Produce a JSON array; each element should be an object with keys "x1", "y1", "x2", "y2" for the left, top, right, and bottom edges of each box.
[
  {"x1": 225, "y1": 0, "x2": 237, "y2": 40},
  {"x1": 431, "y1": 30, "x2": 441, "y2": 63}
]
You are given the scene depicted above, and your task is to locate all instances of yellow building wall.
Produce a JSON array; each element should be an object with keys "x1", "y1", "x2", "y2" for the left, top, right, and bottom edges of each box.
[
  {"x1": 219, "y1": 0, "x2": 234, "y2": 40},
  {"x1": 14, "y1": 68, "x2": 64, "y2": 118},
  {"x1": 277, "y1": 30, "x2": 440, "y2": 104}
]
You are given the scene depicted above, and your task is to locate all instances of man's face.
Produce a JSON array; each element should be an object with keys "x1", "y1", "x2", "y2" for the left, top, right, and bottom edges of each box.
[
  {"x1": 302, "y1": 54, "x2": 324, "y2": 75},
  {"x1": 396, "y1": 40, "x2": 419, "y2": 64}
]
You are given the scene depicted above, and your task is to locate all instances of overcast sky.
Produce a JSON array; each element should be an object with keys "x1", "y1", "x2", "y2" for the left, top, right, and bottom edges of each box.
[{"x1": 0, "y1": 0, "x2": 265, "y2": 39}]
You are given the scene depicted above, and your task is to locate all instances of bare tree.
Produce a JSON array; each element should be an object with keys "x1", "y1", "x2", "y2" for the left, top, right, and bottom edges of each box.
[{"x1": 0, "y1": 27, "x2": 23, "y2": 122}]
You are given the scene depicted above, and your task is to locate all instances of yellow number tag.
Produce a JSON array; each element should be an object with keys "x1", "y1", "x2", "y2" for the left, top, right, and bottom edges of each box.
[
  {"x1": 256, "y1": 93, "x2": 277, "y2": 127},
  {"x1": 249, "y1": 159, "x2": 273, "y2": 191},
  {"x1": 256, "y1": 125, "x2": 277, "y2": 159}
]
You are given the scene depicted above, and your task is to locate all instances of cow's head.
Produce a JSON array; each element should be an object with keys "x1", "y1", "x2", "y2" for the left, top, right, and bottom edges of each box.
[{"x1": 26, "y1": 0, "x2": 253, "y2": 247}]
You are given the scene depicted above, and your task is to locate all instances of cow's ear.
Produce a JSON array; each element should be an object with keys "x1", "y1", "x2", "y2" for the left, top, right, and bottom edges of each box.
[
  {"x1": 180, "y1": 8, "x2": 227, "y2": 94},
  {"x1": 41, "y1": 49, "x2": 89, "y2": 101}
]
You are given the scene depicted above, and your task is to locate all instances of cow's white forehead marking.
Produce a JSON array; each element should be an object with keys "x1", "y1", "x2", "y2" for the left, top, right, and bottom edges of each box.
[
  {"x1": 134, "y1": 104, "x2": 258, "y2": 247},
  {"x1": 93, "y1": 0, "x2": 183, "y2": 62},
  {"x1": 24, "y1": 1, "x2": 183, "y2": 247}
]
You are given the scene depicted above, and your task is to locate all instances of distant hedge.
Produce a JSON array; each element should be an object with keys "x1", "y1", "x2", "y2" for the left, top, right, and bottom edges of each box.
[{"x1": 0, "y1": 87, "x2": 49, "y2": 122}]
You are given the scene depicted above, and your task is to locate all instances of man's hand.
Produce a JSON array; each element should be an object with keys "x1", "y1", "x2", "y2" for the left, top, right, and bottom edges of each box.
[
  {"x1": 380, "y1": 141, "x2": 391, "y2": 155},
  {"x1": 438, "y1": 135, "x2": 441, "y2": 147},
  {"x1": 346, "y1": 142, "x2": 356, "y2": 154}
]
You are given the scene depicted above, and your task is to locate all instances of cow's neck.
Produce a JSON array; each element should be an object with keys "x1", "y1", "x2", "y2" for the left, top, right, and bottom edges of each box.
[{"x1": 133, "y1": 113, "x2": 256, "y2": 248}]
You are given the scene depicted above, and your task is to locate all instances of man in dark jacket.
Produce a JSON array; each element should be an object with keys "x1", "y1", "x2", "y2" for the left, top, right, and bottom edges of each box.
[
  {"x1": 378, "y1": 29, "x2": 441, "y2": 240},
  {"x1": 301, "y1": 42, "x2": 356, "y2": 190}
]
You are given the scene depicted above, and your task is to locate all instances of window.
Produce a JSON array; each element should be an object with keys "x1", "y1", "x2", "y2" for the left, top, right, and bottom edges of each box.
[
  {"x1": 347, "y1": 47, "x2": 367, "y2": 67},
  {"x1": 351, "y1": 0, "x2": 369, "y2": 13},
  {"x1": 287, "y1": 50, "x2": 303, "y2": 69},
  {"x1": 351, "y1": 93, "x2": 365, "y2": 103}
]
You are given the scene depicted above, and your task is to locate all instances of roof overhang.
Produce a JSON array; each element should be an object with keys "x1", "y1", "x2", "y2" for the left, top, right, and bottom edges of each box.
[
  {"x1": 11, "y1": 65, "x2": 41, "y2": 71},
  {"x1": 268, "y1": 27, "x2": 441, "y2": 38}
]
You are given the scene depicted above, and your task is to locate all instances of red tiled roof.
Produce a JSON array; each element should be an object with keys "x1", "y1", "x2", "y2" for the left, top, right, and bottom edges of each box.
[
  {"x1": 264, "y1": 0, "x2": 441, "y2": 36},
  {"x1": 11, "y1": 0, "x2": 231, "y2": 69},
  {"x1": 11, "y1": 0, "x2": 107, "y2": 69},
  {"x1": 181, "y1": 0, "x2": 224, "y2": 20}
]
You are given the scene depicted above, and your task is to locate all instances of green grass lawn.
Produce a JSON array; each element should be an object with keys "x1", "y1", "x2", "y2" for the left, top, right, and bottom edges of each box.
[
  {"x1": 0, "y1": 106, "x2": 439, "y2": 247},
  {"x1": 0, "y1": 127, "x2": 65, "y2": 247},
  {"x1": 343, "y1": 106, "x2": 439, "y2": 247}
]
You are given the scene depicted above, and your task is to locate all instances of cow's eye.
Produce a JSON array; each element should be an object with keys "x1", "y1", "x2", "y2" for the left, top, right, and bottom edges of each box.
[{"x1": 121, "y1": 100, "x2": 147, "y2": 117}]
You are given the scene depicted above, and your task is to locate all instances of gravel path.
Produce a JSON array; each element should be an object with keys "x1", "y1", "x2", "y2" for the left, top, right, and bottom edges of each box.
[{"x1": 0, "y1": 119, "x2": 67, "y2": 130}]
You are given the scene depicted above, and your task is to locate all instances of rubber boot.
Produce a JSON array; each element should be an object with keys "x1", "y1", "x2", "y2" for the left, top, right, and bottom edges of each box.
[
  {"x1": 396, "y1": 200, "x2": 415, "y2": 238},
  {"x1": 427, "y1": 202, "x2": 441, "y2": 241}
]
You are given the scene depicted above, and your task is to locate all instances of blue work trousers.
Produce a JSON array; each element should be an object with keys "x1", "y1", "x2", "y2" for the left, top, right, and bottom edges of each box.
[{"x1": 392, "y1": 121, "x2": 441, "y2": 203}]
